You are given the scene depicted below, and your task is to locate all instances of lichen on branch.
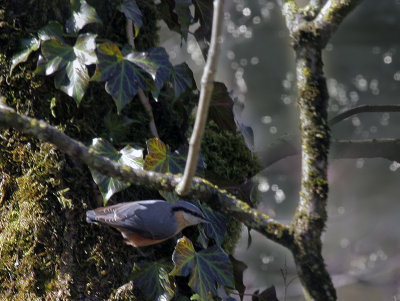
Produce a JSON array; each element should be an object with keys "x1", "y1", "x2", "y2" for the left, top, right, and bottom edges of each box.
[{"x1": 0, "y1": 103, "x2": 291, "y2": 247}]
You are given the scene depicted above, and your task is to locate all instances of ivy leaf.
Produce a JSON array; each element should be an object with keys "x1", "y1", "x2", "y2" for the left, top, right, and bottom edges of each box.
[
  {"x1": 118, "y1": 0, "x2": 143, "y2": 28},
  {"x1": 143, "y1": 139, "x2": 205, "y2": 206},
  {"x1": 197, "y1": 202, "x2": 227, "y2": 246},
  {"x1": 74, "y1": 33, "x2": 98, "y2": 65},
  {"x1": 143, "y1": 138, "x2": 205, "y2": 204},
  {"x1": 229, "y1": 255, "x2": 247, "y2": 301},
  {"x1": 123, "y1": 46, "x2": 159, "y2": 79},
  {"x1": 157, "y1": 1, "x2": 179, "y2": 32},
  {"x1": 148, "y1": 47, "x2": 172, "y2": 92},
  {"x1": 175, "y1": 0, "x2": 193, "y2": 40},
  {"x1": 171, "y1": 237, "x2": 197, "y2": 277},
  {"x1": 9, "y1": 37, "x2": 40, "y2": 75},
  {"x1": 171, "y1": 237, "x2": 234, "y2": 301},
  {"x1": 144, "y1": 137, "x2": 188, "y2": 173},
  {"x1": 217, "y1": 286, "x2": 238, "y2": 301},
  {"x1": 53, "y1": 57, "x2": 90, "y2": 103},
  {"x1": 166, "y1": 148, "x2": 189, "y2": 174},
  {"x1": 131, "y1": 261, "x2": 174, "y2": 300},
  {"x1": 189, "y1": 246, "x2": 234, "y2": 300},
  {"x1": 252, "y1": 286, "x2": 278, "y2": 301},
  {"x1": 39, "y1": 33, "x2": 96, "y2": 103},
  {"x1": 89, "y1": 138, "x2": 143, "y2": 203},
  {"x1": 38, "y1": 21, "x2": 65, "y2": 42},
  {"x1": 94, "y1": 42, "x2": 159, "y2": 113},
  {"x1": 169, "y1": 63, "x2": 195, "y2": 99},
  {"x1": 193, "y1": 0, "x2": 213, "y2": 57},
  {"x1": 157, "y1": 0, "x2": 192, "y2": 41},
  {"x1": 103, "y1": 111, "x2": 135, "y2": 143},
  {"x1": 209, "y1": 82, "x2": 236, "y2": 132},
  {"x1": 143, "y1": 137, "x2": 167, "y2": 172},
  {"x1": 40, "y1": 39, "x2": 73, "y2": 76},
  {"x1": 59, "y1": 34, "x2": 97, "y2": 101},
  {"x1": 144, "y1": 138, "x2": 205, "y2": 175},
  {"x1": 66, "y1": 0, "x2": 102, "y2": 34}
]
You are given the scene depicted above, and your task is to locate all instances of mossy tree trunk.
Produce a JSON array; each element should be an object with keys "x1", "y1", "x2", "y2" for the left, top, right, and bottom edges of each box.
[{"x1": 0, "y1": 1, "x2": 158, "y2": 299}]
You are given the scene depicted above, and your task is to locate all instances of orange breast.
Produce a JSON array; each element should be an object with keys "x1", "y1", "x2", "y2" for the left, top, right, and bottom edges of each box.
[{"x1": 122, "y1": 231, "x2": 170, "y2": 247}]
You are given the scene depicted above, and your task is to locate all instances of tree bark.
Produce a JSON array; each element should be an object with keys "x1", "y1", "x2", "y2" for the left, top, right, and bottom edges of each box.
[
  {"x1": 280, "y1": 0, "x2": 362, "y2": 299},
  {"x1": 291, "y1": 44, "x2": 335, "y2": 300}
]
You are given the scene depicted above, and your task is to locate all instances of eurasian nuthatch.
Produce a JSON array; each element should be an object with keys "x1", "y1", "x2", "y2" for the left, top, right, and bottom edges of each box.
[{"x1": 86, "y1": 200, "x2": 209, "y2": 247}]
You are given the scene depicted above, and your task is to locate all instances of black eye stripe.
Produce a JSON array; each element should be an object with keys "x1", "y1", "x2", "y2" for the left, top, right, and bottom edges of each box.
[{"x1": 172, "y1": 206, "x2": 204, "y2": 218}]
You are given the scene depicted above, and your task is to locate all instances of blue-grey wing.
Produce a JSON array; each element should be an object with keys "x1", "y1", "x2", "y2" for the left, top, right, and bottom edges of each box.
[{"x1": 87, "y1": 200, "x2": 177, "y2": 240}]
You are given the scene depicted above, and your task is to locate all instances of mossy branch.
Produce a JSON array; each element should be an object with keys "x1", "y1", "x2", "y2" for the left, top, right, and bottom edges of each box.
[
  {"x1": 0, "y1": 103, "x2": 292, "y2": 247},
  {"x1": 281, "y1": 0, "x2": 299, "y2": 32},
  {"x1": 176, "y1": 0, "x2": 225, "y2": 196},
  {"x1": 313, "y1": 0, "x2": 363, "y2": 47}
]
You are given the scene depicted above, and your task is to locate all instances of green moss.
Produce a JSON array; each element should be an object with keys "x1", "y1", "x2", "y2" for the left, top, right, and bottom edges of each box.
[
  {"x1": 198, "y1": 122, "x2": 261, "y2": 254},
  {"x1": 201, "y1": 121, "x2": 260, "y2": 187},
  {"x1": 222, "y1": 217, "x2": 242, "y2": 254},
  {"x1": 0, "y1": 133, "x2": 64, "y2": 299}
]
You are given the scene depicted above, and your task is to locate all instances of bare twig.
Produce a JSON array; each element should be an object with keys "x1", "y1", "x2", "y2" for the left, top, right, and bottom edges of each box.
[
  {"x1": 256, "y1": 137, "x2": 400, "y2": 168},
  {"x1": 126, "y1": 16, "x2": 159, "y2": 138},
  {"x1": 176, "y1": 0, "x2": 225, "y2": 196},
  {"x1": 256, "y1": 103, "x2": 400, "y2": 167},
  {"x1": 329, "y1": 104, "x2": 400, "y2": 126},
  {"x1": 331, "y1": 138, "x2": 400, "y2": 161},
  {"x1": 137, "y1": 88, "x2": 159, "y2": 138},
  {"x1": 125, "y1": 18, "x2": 135, "y2": 46},
  {"x1": 0, "y1": 104, "x2": 292, "y2": 247}
]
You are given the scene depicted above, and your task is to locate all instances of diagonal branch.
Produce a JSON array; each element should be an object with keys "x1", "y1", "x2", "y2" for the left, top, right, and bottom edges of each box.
[
  {"x1": 313, "y1": 0, "x2": 363, "y2": 47},
  {"x1": 176, "y1": 0, "x2": 225, "y2": 195},
  {"x1": 256, "y1": 137, "x2": 400, "y2": 169},
  {"x1": 256, "y1": 102, "x2": 400, "y2": 168},
  {"x1": 281, "y1": 0, "x2": 299, "y2": 32},
  {"x1": 329, "y1": 104, "x2": 400, "y2": 126},
  {"x1": 0, "y1": 103, "x2": 292, "y2": 248}
]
